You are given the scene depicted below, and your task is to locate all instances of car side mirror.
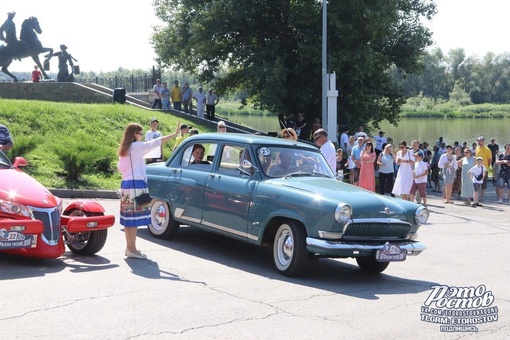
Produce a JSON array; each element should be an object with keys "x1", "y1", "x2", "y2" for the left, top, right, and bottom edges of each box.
[{"x1": 13, "y1": 156, "x2": 28, "y2": 169}]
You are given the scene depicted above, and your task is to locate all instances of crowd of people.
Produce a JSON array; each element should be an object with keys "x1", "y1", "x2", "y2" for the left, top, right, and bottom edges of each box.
[
  {"x1": 151, "y1": 79, "x2": 220, "y2": 120},
  {"x1": 333, "y1": 128, "x2": 510, "y2": 208},
  {"x1": 3, "y1": 110, "x2": 509, "y2": 260}
]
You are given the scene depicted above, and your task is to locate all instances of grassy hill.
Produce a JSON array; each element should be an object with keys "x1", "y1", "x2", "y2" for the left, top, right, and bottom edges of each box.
[{"x1": 0, "y1": 99, "x2": 212, "y2": 190}]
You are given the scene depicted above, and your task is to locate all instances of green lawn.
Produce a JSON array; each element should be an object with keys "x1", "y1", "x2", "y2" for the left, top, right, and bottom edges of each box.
[{"x1": 1, "y1": 99, "x2": 212, "y2": 190}]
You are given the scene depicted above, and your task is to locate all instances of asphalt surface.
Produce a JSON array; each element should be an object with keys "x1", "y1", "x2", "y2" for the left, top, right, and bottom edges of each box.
[{"x1": 1, "y1": 184, "x2": 509, "y2": 339}]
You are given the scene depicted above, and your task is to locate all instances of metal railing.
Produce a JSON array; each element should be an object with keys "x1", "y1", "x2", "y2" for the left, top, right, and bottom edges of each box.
[{"x1": 75, "y1": 67, "x2": 161, "y2": 93}]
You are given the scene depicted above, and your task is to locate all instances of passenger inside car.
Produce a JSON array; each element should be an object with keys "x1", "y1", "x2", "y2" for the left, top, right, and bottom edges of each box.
[
  {"x1": 190, "y1": 144, "x2": 211, "y2": 165},
  {"x1": 268, "y1": 150, "x2": 297, "y2": 177}
]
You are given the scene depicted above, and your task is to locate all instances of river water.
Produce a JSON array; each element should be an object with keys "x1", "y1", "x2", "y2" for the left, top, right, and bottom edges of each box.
[{"x1": 223, "y1": 114, "x2": 510, "y2": 147}]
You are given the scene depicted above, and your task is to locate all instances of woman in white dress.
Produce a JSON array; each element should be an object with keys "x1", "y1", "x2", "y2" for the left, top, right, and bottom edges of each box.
[
  {"x1": 458, "y1": 147, "x2": 475, "y2": 205},
  {"x1": 392, "y1": 141, "x2": 414, "y2": 200},
  {"x1": 438, "y1": 145, "x2": 458, "y2": 204}
]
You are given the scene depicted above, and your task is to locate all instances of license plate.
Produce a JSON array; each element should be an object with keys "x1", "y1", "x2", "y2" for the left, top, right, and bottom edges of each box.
[
  {"x1": 376, "y1": 242, "x2": 406, "y2": 262},
  {"x1": 0, "y1": 231, "x2": 37, "y2": 250}
]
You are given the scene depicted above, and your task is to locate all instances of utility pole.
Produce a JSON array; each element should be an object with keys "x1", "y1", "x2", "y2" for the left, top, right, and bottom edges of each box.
[{"x1": 321, "y1": 0, "x2": 327, "y2": 135}]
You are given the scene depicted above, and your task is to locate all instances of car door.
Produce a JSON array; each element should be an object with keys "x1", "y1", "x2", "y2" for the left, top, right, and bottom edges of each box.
[
  {"x1": 202, "y1": 144, "x2": 259, "y2": 242},
  {"x1": 165, "y1": 141, "x2": 216, "y2": 225}
]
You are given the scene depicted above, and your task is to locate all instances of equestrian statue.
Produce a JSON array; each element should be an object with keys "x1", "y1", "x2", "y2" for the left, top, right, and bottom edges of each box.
[{"x1": 0, "y1": 12, "x2": 53, "y2": 82}]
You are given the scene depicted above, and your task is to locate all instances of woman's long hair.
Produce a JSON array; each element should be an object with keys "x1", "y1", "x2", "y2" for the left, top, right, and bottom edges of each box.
[{"x1": 118, "y1": 123, "x2": 142, "y2": 157}]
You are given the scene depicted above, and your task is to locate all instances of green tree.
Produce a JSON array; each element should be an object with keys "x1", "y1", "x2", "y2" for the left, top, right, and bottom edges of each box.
[{"x1": 152, "y1": 0, "x2": 436, "y2": 129}]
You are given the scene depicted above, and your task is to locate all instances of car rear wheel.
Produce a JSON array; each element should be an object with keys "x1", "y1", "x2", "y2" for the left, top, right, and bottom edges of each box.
[
  {"x1": 273, "y1": 220, "x2": 308, "y2": 276},
  {"x1": 356, "y1": 256, "x2": 390, "y2": 273},
  {"x1": 64, "y1": 210, "x2": 108, "y2": 255},
  {"x1": 148, "y1": 199, "x2": 180, "y2": 239}
]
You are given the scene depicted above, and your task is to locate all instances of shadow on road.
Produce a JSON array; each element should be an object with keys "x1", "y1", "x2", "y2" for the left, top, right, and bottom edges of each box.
[
  {"x1": 136, "y1": 226, "x2": 439, "y2": 300},
  {"x1": 0, "y1": 252, "x2": 118, "y2": 280}
]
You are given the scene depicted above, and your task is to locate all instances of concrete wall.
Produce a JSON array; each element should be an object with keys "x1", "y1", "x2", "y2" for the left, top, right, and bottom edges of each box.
[{"x1": 0, "y1": 82, "x2": 112, "y2": 103}]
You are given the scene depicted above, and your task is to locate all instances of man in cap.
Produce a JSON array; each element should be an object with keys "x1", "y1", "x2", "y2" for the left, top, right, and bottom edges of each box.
[
  {"x1": 0, "y1": 11, "x2": 21, "y2": 60},
  {"x1": 173, "y1": 124, "x2": 190, "y2": 151},
  {"x1": 475, "y1": 136, "x2": 492, "y2": 202},
  {"x1": 144, "y1": 118, "x2": 163, "y2": 163},
  {"x1": 192, "y1": 86, "x2": 206, "y2": 118}
]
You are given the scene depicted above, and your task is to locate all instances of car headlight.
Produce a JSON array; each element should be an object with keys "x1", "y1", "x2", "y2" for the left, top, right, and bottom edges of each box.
[
  {"x1": 335, "y1": 203, "x2": 352, "y2": 223},
  {"x1": 0, "y1": 200, "x2": 32, "y2": 217},
  {"x1": 415, "y1": 206, "x2": 429, "y2": 225}
]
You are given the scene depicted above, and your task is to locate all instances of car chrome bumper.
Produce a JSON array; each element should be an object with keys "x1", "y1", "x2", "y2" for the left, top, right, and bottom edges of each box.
[{"x1": 306, "y1": 237, "x2": 427, "y2": 256}]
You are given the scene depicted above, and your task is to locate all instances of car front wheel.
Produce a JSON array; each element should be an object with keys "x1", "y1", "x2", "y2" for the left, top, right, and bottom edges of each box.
[
  {"x1": 356, "y1": 256, "x2": 390, "y2": 273},
  {"x1": 64, "y1": 210, "x2": 108, "y2": 255},
  {"x1": 273, "y1": 220, "x2": 308, "y2": 276},
  {"x1": 148, "y1": 199, "x2": 180, "y2": 239}
]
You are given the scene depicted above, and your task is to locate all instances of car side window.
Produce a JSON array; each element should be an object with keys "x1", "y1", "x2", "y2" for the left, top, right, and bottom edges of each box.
[
  {"x1": 180, "y1": 142, "x2": 216, "y2": 169},
  {"x1": 218, "y1": 145, "x2": 241, "y2": 173}
]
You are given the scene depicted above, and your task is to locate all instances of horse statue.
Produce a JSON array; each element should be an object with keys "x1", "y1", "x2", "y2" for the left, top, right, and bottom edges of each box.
[{"x1": 0, "y1": 16, "x2": 53, "y2": 82}]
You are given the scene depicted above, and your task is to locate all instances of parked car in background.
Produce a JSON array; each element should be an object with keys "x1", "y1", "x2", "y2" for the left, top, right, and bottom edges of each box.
[
  {"x1": 146, "y1": 134, "x2": 429, "y2": 276},
  {"x1": 0, "y1": 152, "x2": 115, "y2": 259}
]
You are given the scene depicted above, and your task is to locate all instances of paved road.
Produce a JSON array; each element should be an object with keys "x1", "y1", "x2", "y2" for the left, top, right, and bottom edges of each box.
[{"x1": 1, "y1": 187, "x2": 509, "y2": 339}]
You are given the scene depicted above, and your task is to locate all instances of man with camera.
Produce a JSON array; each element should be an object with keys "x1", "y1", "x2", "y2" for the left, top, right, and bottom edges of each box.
[{"x1": 495, "y1": 144, "x2": 510, "y2": 204}]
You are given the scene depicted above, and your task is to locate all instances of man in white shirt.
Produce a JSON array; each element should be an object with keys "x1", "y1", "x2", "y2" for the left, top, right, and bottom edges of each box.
[
  {"x1": 151, "y1": 79, "x2": 163, "y2": 109},
  {"x1": 192, "y1": 86, "x2": 206, "y2": 118},
  {"x1": 313, "y1": 128, "x2": 336, "y2": 172}
]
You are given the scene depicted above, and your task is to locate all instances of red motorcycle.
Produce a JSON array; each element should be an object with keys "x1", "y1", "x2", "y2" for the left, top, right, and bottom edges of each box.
[{"x1": 0, "y1": 154, "x2": 115, "y2": 258}]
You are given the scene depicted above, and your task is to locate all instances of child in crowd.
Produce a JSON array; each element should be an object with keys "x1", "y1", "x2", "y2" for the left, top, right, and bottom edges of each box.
[
  {"x1": 144, "y1": 118, "x2": 163, "y2": 163},
  {"x1": 409, "y1": 150, "x2": 428, "y2": 206},
  {"x1": 468, "y1": 157, "x2": 486, "y2": 207}
]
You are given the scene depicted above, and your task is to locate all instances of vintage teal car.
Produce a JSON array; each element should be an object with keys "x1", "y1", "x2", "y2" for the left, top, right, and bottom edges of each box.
[{"x1": 146, "y1": 133, "x2": 428, "y2": 276}]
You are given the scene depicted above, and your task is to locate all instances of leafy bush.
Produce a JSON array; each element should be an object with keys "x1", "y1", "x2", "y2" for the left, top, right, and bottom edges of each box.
[
  {"x1": 55, "y1": 137, "x2": 117, "y2": 181},
  {"x1": 5, "y1": 135, "x2": 42, "y2": 162}
]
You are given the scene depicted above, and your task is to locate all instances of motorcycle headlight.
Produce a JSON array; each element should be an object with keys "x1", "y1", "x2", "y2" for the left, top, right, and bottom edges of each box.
[
  {"x1": 0, "y1": 200, "x2": 32, "y2": 217},
  {"x1": 415, "y1": 206, "x2": 429, "y2": 225},
  {"x1": 335, "y1": 203, "x2": 352, "y2": 223}
]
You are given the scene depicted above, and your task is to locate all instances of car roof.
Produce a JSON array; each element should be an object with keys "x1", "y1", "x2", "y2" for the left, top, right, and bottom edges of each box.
[{"x1": 183, "y1": 133, "x2": 318, "y2": 150}]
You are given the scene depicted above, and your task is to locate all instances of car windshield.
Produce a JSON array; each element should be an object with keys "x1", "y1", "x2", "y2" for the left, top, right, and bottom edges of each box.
[
  {"x1": 257, "y1": 146, "x2": 335, "y2": 178},
  {"x1": 0, "y1": 151, "x2": 11, "y2": 168}
]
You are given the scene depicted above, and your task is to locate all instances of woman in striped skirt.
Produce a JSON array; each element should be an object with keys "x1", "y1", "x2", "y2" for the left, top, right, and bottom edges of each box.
[{"x1": 117, "y1": 121, "x2": 180, "y2": 259}]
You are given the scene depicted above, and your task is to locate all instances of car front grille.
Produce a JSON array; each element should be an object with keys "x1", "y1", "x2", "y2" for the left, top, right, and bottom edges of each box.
[
  {"x1": 32, "y1": 208, "x2": 61, "y2": 245},
  {"x1": 342, "y1": 221, "x2": 411, "y2": 240}
]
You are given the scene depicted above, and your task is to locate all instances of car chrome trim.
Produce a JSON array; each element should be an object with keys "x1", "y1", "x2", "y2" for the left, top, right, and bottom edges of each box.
[
  {"x1": 201, "y1": 220, "x2": 259, "y2": 241},
  {"x1": 348, "y1": 218, "x2": 411, "y2": 225},
  {"x1": 31, "y1": 206, "x2": 61, "y2": 246},
  {"x1": 306, "y1": 237, "x2": 427, "y2": 254}
]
